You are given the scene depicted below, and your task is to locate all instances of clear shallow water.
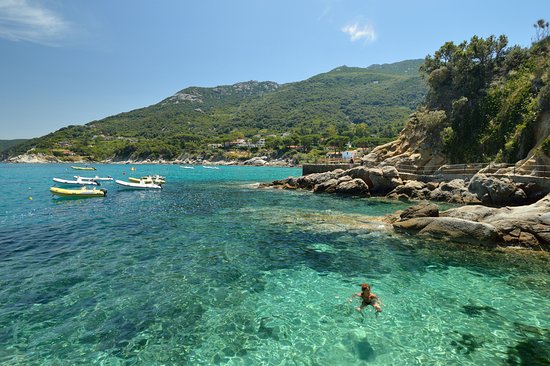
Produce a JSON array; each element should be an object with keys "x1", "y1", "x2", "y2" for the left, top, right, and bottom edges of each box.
[{"x1": 0, "y1": 163, "x2": 549, "y2": 365}]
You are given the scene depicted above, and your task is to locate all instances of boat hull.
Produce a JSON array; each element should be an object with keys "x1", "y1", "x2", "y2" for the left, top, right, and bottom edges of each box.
[
  {"x1": 74, "y1": 175, "x2": 113, "y2": 181},
  {"x1": 53, "y1": 177, "x2": 99, "y2": 186},
  {"x1": 50, "y1": 187, "x2": 106, "y2": 197},
  {"x1": 71, "y1": 166, "x2": 96, "y2": 171},
  {"x1": 115, "y1": 180, "x2": 162, "y2": 189},
  {"x1": 128, "y1": 175, "x2": 165, "y2": 184}
]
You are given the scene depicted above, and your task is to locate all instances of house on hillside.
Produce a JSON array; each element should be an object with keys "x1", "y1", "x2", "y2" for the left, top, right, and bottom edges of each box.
[{"x1": 342, "y1": 151, "x2": 356, "y2": 162}]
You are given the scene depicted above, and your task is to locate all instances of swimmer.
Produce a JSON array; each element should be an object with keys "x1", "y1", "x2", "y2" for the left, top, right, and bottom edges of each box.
[{"x1": 349, "y1": 283, "x2": 382, "y2": 315}]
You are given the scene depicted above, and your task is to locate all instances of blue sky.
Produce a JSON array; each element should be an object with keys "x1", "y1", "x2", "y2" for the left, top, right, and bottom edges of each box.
[{"x1": 0, "y1": 0, "x2": 548, "y2": 139}]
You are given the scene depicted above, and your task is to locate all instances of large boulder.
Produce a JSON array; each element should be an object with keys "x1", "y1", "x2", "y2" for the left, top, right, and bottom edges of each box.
[
  {"x1": 334, "y1": 178, "x2": 370, "y2": 196},
  {"x1": 394, "y1": 217, "x2": 499, "y2": 246},
  {"x1": 440, "y1": 193, "x2": 550, "y2": 250},
  {"x1": 347, "y1": 166, "x2": 403, "y2": 194},
  {"x1": 399, "y1": 203, "x2": 439, "y2": 221},
  {"x1": 440, "y1": 205, "x2": 498, "y2": 222},
  {"x1": 468, "y1": 174, "x2": 527, "y2": 206},
  {"x1": 296, "y1": 169, "x2": 345, "y2": 190},
  {"x1": 369, "y1": 166, "x2": 404, "y2": 194},
  {"x1": 418, "y1": 218, "x2": 499, "y2": 246},
  {"x1": 386, "y1": 180, "x2": 430, "y2": 200},
  {"x1": 313, "y1": 178, "x2": 338, "y2": 194},
  {"x1": 427, "y1": 179, "x2": 481, "y2": 204}
]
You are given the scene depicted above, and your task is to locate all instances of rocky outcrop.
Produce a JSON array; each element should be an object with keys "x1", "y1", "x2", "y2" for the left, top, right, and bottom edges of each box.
[
  {"x1": 394, "y1": 193, "x2": 550, "y2": 250},
  {"x1": 267, "y1": 167, "x2": 387, "y2": 197},
  {"x1": 243, "y1": 156, "x2": 268, "y2": 166},
  {"x1": 468, "y1": 173, "x2": 527, "y2": 206},
  {"x1": 362, "y1": 111, "x2": 448, "y2": 173},
  {"x1": 385, "y1": 178, "x2": 482, "y2": 204},
  {"x1": 265, "y1": 164, "x2": 548, "y2": 206},
  {"x1": 8, "y1": 153, "x2": 61, "y2": 163}
]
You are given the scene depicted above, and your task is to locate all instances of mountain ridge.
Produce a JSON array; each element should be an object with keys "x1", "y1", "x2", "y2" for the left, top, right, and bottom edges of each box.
[{"x1": 3, "y1": 59, "x2": 426, "y2": 162}]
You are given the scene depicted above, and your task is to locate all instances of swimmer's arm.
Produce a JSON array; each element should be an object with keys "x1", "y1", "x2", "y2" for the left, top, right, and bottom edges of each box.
[
  {"x1": 372, "y1": 294, "x2": 383, "y2": 306},
  {"x1": 348, "y1": 292, "x2": 361, "y2": 302}
]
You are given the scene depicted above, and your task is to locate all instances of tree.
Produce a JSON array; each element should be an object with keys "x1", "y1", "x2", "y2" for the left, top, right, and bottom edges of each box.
[
  {"x1": 300, "y1": 134, "x2": 321, "y2": 151},
  {"x1": 326, "y1": 135, "x2": 348, "y2": 150},
  {"x1": 533, "y1": 18, "x2": 550, "y2": 42},
  {"x1": 356, "y1": 123, "x2": 369, "y2": 137}
]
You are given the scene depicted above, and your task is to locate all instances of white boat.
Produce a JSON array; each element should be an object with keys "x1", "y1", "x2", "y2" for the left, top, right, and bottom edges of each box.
[
  {"x1": 74, "y1": 175, "x2": 113, "y2": 181},
  {"x1": 202, "y1": 166, "x2": 220, "y2": 170},
  {"x1": 180, "y1": 166, "x2": 195, "y2": 169},
  {"x1": 115, "y1": 179, "x2": 162, "y2": 189},
  {"x1": 128, "y1": 175, "x2": 165, "y2": 184},
  {"x1": 53, "y1": 177, "x2": 99, "y2": 186}
]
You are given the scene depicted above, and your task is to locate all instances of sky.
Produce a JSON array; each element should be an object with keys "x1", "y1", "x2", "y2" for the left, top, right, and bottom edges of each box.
[{"x1": 0, "y1": 0, "x2": 548, "y2": 139}]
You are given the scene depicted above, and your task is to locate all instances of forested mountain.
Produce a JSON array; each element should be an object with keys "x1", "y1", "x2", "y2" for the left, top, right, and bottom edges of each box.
[
  {"x1": 0, "y1": 139, "x2": 27, "y2": 153},
  {"x1": 3, "y1": 59, "x2": 426, "y2": 161}
]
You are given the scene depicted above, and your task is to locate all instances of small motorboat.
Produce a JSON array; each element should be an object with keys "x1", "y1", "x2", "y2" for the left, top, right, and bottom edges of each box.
[
  {"x1": 202, "y1": 166, "x2": 220, "y2": 170},
  {"x1": 128, "y1": 175, "x2": 165, "y2": 184},
  {"x1": 71, "y1": 166, "x2": 96, "y2": 171},
  {"x1": 74, "y1": 175, "x2": 113, "y2": 181},
  {"x1": 180, "y1": 166, "x2": 195, "y2": 169},
  {"x1": 53, "y1": 177, "x2": 100, "y2": 186},
  {"x1": 115, "y1": 179, "x2": 162, "y2": 189},
  {"x1": 50, "y1": 186, "x2": 106, "y2": 197}
]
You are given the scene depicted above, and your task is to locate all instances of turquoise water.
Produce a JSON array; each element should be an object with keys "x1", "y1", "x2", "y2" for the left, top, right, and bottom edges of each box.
[{"x1": 0, "y1": 163, "x2": 549, "y2": 365}]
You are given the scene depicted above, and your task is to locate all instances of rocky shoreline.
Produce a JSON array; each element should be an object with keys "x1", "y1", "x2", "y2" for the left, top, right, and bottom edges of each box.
[
  {"x1": 261, "y1": 166, "x2": 550, "y2": 251},
  {"x1": 5, "y1": 153, "x2": 296, "y2": 167}
]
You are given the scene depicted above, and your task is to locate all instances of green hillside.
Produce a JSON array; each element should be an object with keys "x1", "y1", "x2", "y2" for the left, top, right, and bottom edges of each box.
[
  {"x1": 0, "y1": 139, "x2": 27, "y2": 153},
  {"x1": 417, "y1": 32, "x2": 550, "y2": 164},
  {"x1": 4, "y1": 59, "x2": 426, "y2": 161}
]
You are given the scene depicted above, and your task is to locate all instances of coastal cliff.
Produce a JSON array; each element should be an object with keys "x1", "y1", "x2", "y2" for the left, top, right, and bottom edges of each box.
[{"x1": 363, "y1": 36, "x2": 550, "y2": 175}]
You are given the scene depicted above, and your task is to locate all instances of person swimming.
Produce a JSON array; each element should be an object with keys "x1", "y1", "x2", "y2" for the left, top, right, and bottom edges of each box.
[{"x1": 349, "y1": 283, "x2": 383, "y2": 315}]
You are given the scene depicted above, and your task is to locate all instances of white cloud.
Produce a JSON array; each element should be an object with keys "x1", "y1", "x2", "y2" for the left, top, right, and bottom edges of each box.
[
  {"x1": 341, "y1": 22, "x2": 377, "y2": 43},
  {"x1": 0, "y1": 0, "x2": 70, "y2": 45}
]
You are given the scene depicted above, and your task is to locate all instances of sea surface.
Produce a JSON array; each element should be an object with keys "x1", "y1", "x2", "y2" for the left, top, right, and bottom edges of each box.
[{"x1": 0, "y1": 163, "x2": 549, "y2": 365}]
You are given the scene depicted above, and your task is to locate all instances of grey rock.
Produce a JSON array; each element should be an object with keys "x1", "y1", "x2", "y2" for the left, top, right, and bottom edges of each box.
[
  {"x1": 399, "y1": 203, "x2": 439, "y2": 221},
  {"x1": 313, "y1": 179, "x2": 338, "y2": 194},
  {"x1": 468, "y1": 174, "x2": 527, "y2": 206},
  {"x1": 418, "y1": 218, "x2": 499, "y2": 246},
  {"x1": 335, "y1": 178, "x2": 370, "y2": 196}
]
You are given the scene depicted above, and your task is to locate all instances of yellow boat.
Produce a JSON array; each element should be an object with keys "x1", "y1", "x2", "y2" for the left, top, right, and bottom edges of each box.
[
  {"x1": 50, "y1": 186, "x2": 106, "y2": 197},
  {"x1": 71, "y1": 166, "x2": 96, "y2": 171}
]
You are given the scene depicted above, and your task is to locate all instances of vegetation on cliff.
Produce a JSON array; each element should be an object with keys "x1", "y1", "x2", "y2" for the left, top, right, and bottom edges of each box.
[{"x1": 417, "y1": 21, "x2": 550, "y2": 164}]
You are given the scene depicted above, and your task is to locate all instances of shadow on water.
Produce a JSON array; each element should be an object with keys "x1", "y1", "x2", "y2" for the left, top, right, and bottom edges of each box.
[
  {"x1": 505, "y1": 324, "x2": 550, "y2": 366},
  {"x1": 356, "y1": 337, "x2": 376, "y2": 362},
  {"x1": 450, "y1": 332, "x2": 486, "y2": 355},
  {"x1": 506, "y1": 337, "x2": 550, "y2": 366},
  {"x1": 253, "y1": 228, "x2": 394, "y2": 278},
  {"x1": 461, "y1": 304, "x2": 498, "y2": 317}
]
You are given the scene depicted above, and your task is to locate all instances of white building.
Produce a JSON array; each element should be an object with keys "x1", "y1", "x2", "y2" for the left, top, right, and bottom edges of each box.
[{"x1": 342, "y1": 151, "x2": 356, "y2": 161}]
